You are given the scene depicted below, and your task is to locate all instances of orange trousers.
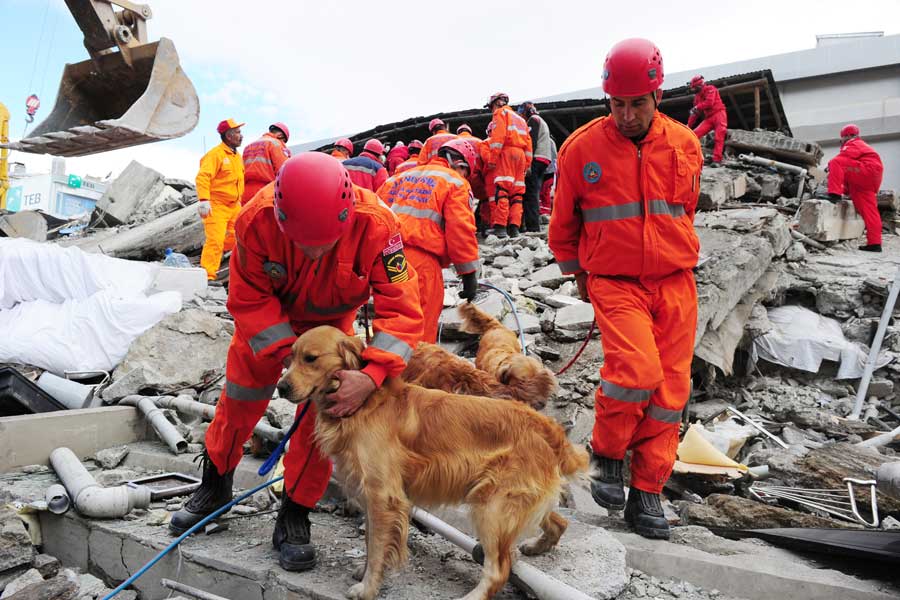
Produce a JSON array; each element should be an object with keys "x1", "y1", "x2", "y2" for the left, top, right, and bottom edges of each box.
[
  {"x1": 205, "y1": 317, "x2": 353, "y2": 508},
  {"x1": 200, "y1": 201, "x2": 241, "y2": 280},
  {"x1": 485, "y1": 147, "x2": 527, "y2": 227},
  {"x1": 405, "y1": 246, "x2": 444, "y2": 344},
  {"x1": 242, "y1": 179, "x2": 269, "y2": 204},
  {"x1": 588, "y1": 270, "x2": 697, "y2": 494}
]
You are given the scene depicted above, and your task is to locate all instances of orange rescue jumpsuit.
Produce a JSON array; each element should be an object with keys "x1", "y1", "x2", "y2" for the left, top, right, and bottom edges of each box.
[
  {"x1": 418, "y1": 131, "x2": 457, "y2": 165},
  {"x1": 242, "y1": 132, "x2": 292, "y2": 203},
  {"x1": 481, "y1": 106, "x2": 533, "y2": 228},
  {"x1": 204, "y1": 184, "x2": 424, "y2": 508},
  {"x1": 196, "y1": 142, "x2": 245, "y2": 280},
  {"x1": 377, "y1": 157, "x2": 479, "y2": 343},
  {"x1": 394, "y1": 155, "x2": 420, "y2": 175},
  {"x1": 827, "y1": 137, "x2": 884, "y2": 246},
  {"x1": 548, "y1": 112, "x2": 703, "y2": 495},
  {"x1": 458, "y1": 131, "x2": 489, "y2": 225}
]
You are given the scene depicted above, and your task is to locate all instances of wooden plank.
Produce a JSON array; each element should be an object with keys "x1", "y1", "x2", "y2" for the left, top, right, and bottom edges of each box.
[
  {"x1": 762, "y1": 81, "x2": 783, "y2": 130},
  {"x1": 754, "y1": 86, "x2": 761, "y2": 130},
  {"x1": 725, "y1": 92, "x2": 749, "y2": 130}
]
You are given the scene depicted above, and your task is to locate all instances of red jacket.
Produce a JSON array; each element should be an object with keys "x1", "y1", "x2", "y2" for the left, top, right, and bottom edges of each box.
[
  {"x1": 386, "y1": 145, "x2": 410, "y2": 175},
  {"x1": 549, "y1": 113, "x2": 703, "y2": 282},
  {"x1": 688, "y1": 84, "x2": 726, "y2": 127},
  {"x1": 343, "y1": 151, "x2": 388, "y2": 192},
  {"x1": 229, "y1": 183, "x2": 424, "y2": 386},
  {"x1": 242, "y1": 133, "x2": 291, "y2": 202}
]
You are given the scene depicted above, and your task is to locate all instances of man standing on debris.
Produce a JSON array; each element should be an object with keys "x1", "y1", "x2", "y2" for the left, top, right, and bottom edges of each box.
[
  {"x1": 418, "y1": 119, "x2": 456, "y2": 165},
  {"x1": 482, "y1": 92, "x2": 533, "y2": 238},
  {"x1": 394, "y1": 139, "x2": 423, "y2": 175},
  {"x1": 196, "y1": 118, "x2": 246, "y2": 281},
  {"x1": 378, "y1": 138, "x2": 481, "y2": 342},
  {"x1": 170, "y1": 152, "x2": 424, "y2": 571},
  {"x1": 687, "y1": 75, "x2": 727, "y2": 164},
  {"x1": 519, "y1": 101, "x2": 555, "y2": 233},
  {"x1": 549, "y1": 38, "x2": 703, "y2": 540},
  {"x1": 330, "y1": 137, "x2": 354, "y2": 160},
  {"x1": 827, "y1": 124, "x2": 884, "y2": 252},
  {"x1": 343, "y1": 138, "x2": 388, "y2": 192},
  {"x1": 242, "y1": 122, "x2": 291, "y2": 203}
]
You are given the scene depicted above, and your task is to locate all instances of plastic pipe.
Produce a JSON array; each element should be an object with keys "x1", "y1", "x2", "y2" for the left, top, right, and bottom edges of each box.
[
  {"x1": 45, "y1": 483, "x2": 71, "y2": 514},
  {"x1": 876, "y1": 462, "x2": 900, "y2": 500},
  {"x1": 856, "y1": 424, "x2": 900, "y2": 449},
  {"x1": 36, "y1": 372, "x2": 94, "y2": 409},
  {"x1": 120, "y1": 395, "x2": 189, "y2": 453},
  {"x1": 850, "y1": 266, "x2": 900, "y2": 420},
  {"x1": 738, "y1": 153, "x2": 806, "y2": 176},
  {"x1": 409, "y1": 507, "x2": 597, "y2": 600},
  {"x1": 49, "y1": 447, "x2": 151, "y2": 518},
  {"x1": 152, "y1": 395, "x2": 285, "y2": 443},
  {"x1": 160, "y1": 579, "x2": 232, "y2": 600}
]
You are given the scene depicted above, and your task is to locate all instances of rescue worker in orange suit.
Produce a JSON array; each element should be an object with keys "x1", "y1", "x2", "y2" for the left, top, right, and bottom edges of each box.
[
  {"x1": 344, "y1": 138, "x2": 388, "y2": 192},
  {"x1": 827, "y1": 124, "x2": 884, "y2": 252},
  {"x1": 687, "y1": 75, "x2": 727, "y2": 163},
  {"x1": 482, "y1": 92, "x2": 533, "y2": 238},
  {"x1": 170, "y1": 152, "x2": 424, "y2": 571},
  {"x1": 455, "y1": 124, "x2": 490, "y2": 234},
  {"x1": 519, "y1": 101, "x2": 554, "y2": 233},
  {"x1": 549, "y1": 38, "x2": 703, "y2": 540},
  {"x1": 242, "y1": 122, "x2": 292, "y2": 203},
  {"x1": 377, "y1": 138, "x2": 481, "y2": 342},
  {"x1": 418, "y1": 118, "x2": 456, "y2": 165},
  {"x1": 386, "y1": 141, "x2": 409, "y2": 175},
  {"x1": 394, "y1": 139, "x2": 423, "y2": 175},
  {"x1": 331, "y1": 137, "x2": 353, "y2": 160},
  {"x1": 196, "y1": 118, "x2": 246, "y2": 280}
]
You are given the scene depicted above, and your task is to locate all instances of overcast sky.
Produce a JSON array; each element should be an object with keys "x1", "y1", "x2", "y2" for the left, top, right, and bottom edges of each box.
[{"x1": 3, "y1": 0, "x2": 898, "y2": 180}]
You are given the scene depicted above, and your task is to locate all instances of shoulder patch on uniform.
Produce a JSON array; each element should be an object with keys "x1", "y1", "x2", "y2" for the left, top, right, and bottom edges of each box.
[
  {"x1": 381, "y1": 234, "x2": 409, "y2": 284},
  {"x1": 383, "y1": 233, "x2": 403, "y2": 255},
  {"x1": 583, "y1": 161, "x2": 602, "y2": 183}
]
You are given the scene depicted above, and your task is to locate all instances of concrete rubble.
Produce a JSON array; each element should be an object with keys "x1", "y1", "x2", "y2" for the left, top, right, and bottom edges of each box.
[{"x1": 2, "y1": 126, "x2": 900, "y2": 600}]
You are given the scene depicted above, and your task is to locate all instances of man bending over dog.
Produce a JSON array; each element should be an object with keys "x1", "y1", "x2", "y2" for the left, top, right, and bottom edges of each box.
[
  {"x1": 170, "y1": 152, "x2": 424, "y2": 571},
  {"x1": 549, "y1": 38, "x2": 703, "y2": 540}
]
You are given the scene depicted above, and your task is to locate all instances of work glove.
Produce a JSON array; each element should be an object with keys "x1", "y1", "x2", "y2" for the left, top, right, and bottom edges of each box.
[
  {"x1": 197, "y1": 200, "x2": 211, "y2": 218},
  {"x1": 459, "y1": 272, "x2": 479, "y2": 302},
  {"x1": 689, "y1": 107, "x2": 698, "y2": 116},
  {"x1": 575, "y1": 272, "x2": 589, "y2": 302}
]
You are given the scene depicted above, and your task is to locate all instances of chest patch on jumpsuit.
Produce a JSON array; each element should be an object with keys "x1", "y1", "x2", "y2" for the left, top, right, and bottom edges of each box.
[
  {"x1": 583, "y1": 162, "x2": 602, "y2": 183},
  {"x1": 382, "y1": 234, "x2": 409, "y2": 283},
  {"x1": 263, "y1": 261, "x2": 287, "y2": 280}
]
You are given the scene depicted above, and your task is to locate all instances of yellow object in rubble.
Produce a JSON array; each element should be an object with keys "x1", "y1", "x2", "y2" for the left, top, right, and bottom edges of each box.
[
  {"x1": 677, "y1": 424, "x2": 748, "y2": 471},
  {"x1": 270, "y1": 455, "x2": 285, "y2": 495}
]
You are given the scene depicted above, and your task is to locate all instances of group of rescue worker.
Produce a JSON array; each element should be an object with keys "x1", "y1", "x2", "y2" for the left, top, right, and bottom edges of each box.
[{"x1": 180, "y1": 37, "x2": 886, "y2": 572}]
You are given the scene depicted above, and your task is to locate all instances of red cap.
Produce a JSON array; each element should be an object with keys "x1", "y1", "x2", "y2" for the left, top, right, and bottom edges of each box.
[
  {"x1": 840, "y1": 124, "x2": 860, "y2": 138},
  {"x1": 216, "y1": 118, "x2": 245, "y2": 134},
  {"x1": 602, "y1": 38, "x2": 664, "y2": 97},
  {"x1": 270, "y1": 122, "x2": 290, "y2": 141}
]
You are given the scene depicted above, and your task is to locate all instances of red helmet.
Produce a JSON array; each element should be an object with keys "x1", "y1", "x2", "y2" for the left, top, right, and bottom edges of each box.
[
  {"x1": 408, "y1": 139, "x2": 424, "y2": 153},
  {"x1": 270, "y1": 122, "x2": 290, "y2": 142},
  {"x1": 602, "y1": 38, "x2": 664, "y2": 97},
  {"x1": 363, "y1": 138, "x2": 385, "y2": 155},
  {"x1": 689, "y1": 75, "x2": 704, "y2": 89},
  {"x1": 333, "y1": 138, "x2": 353, "y2": 154},
  {"x1": 456, "y1": 123, "x2": 472, "y2": 135},
  {"x1": 486, "y1": 92, "x2": 509, "y2": 108},
  {"x1": 428, "y1": 118, "x2": 446, "y2": 133},
  {"x1": 439, "y1": 137, "x2": 481, "y2": 175},
  {"x1": 273, "y1": 153, "x2": 355, "y2": 246},
  {"x1": 840, "y1": 124, "x2": 860, "y2": 138}
]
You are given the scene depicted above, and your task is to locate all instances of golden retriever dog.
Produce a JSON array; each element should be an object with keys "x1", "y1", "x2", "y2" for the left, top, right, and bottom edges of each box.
[
  {"x1": 403, "y1": 342, "x2": 551, "y2": 410},
  {"x1": 458, "y1": 302, "x2": 557, "y2": 404},
  {"x1": 278, "y1": 326, "x2": 588, "y2": 600}
]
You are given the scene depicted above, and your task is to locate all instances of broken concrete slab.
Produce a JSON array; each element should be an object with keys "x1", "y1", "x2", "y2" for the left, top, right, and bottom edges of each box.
[
  {"x1": 697, "y1": 168, "x2": 748, "y2": 210},
  {"x1": 553, "y1": 302, "x2": 594, "y2": 332},
  {"x1": 698, "y1": 176, "x2": 727, "y2": 210},
  {"x1": 0, "y1": 569, "x2": 43, "y2": 599},
  {"x1": 725, "y1": 130, "x2": 823, "y2": 167},
  {"x1": 30, "y1": 555, "x2": 59, "y2": 580},
  {"x1": 528, "y1": 263, "x2": 570, "y2": 289},
  {"x1": 877, "y1": 189, "x2": 898, "y2": 212},
  {"x1": 500, "y1": 312, "x2": 540, "y2": 334},
  {"x1": 0, "y1": 506, "x2": 34, "y2": 573},
  {"x1": 94, "y1": 446, "x2": 129, "y2": 470},
  {"x1": 797, "y1": 199, "x2": 866, "y2": 242},
  {"x1": 438, "y1": 293, "x2": 506, "y2": 339},
  {"x1": 0, "y1": 212, "x2": 48, "y2": 242},
  {"x1": 94, "y1": 161, "x2": 167, "y2": 227},
  {"x1": 102, "y1": 309, "x2": 233, "y2": 401}
]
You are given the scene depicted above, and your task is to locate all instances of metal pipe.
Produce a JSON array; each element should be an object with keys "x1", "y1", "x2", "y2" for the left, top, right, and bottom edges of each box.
[
  {"x1": 160, "y1": 579, "x2": 232, "y2": 600},
  {"x1": 153, "y1": 395, "x2": 285, "y2": 443},
  {"x1": 850, "y1": 266, "x2": 900, "y2": 419},
  {"x1": 876, "y1": 462, "x2": 900, "y2": 500},
  {"x1": 856, "y1": 424, "x2": 900, "y2": 448},
  {"x1": 725, "y1": 406, "x2": 788, "y2": 449},
  {"x1": 738, "y1": 153, "x2": 806, "y2": 176},
  {"x1": 45, "y1": 483, "x2": 71, "y2": 514},
  {"x1": 790, "y1": 229, "x2": 827, "y2": 251},
  {"x1": 120, "y1": 395, "x2": 189, "y2": 454},
  {"x1": 410, "y1": 507, "x2": 596, "y2": 600},
  {"x1": 49, "y1": 447, "x2": 151, "y2": 518}
]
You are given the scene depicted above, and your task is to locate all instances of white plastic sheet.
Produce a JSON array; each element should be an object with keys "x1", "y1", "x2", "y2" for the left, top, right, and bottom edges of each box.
[
  {"x1": 752, "y1": 305, "x2": 893, "y2": 379},
  {"x1": 0, "y1": 238, "x2": 180, "y2": 372}
]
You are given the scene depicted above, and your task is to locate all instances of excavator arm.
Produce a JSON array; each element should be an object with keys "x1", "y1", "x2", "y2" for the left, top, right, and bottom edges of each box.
[{"x1": 3, "y1": 0, "x2": 198, "y2": 157}]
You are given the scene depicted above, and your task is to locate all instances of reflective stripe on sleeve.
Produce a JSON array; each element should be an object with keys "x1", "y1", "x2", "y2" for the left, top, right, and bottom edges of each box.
[
  {"x1": 248, "y1": 322, "x2": 295, "y2": 354},
  {"x1": 453, "y1": 260, "x2": 479, "y2": 274},
  {"x1": 582, "y1": 202, "x2": 642, "y2": 222},
  {"x1": 225, "y1": 380, "x2": 276, "y2": 402},
  {"x1": 370, "y1": 331, "x2": 413, "y2": 362},
  {"x1": 601, "y1": 379, "x2": 653, "y2": 403}
]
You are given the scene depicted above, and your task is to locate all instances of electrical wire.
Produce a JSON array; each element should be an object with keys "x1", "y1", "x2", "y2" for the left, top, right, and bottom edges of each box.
[{"x1": 555, "y1": 321, "x2": 596, "y2": 376}]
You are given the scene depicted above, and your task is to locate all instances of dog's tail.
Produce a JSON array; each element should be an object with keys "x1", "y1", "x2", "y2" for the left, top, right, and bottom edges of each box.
[
  {"x1": 458, "y1": 301, "x2": 503, "y2": 335},
  {"x1": 539, "y1": 418, "x2": 590, "y2": 478},
  {"x1": 506, "y1": 367, "x2": 558, "y2": 409}
]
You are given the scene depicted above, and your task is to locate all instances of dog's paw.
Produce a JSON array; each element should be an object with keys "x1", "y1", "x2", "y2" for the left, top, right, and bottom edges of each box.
[
  {"x1": 346, "y1": 582, "x2": 372, "y2": 600},
  {"x1": 519, "y1": 538, "x2": 550, "y2": 556},
  {"x1": 352, "y1": 562, "x2": 366, "y2": 581}
]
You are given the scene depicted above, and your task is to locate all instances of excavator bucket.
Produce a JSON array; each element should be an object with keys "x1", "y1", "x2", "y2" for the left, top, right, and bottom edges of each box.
[{"x1": 8, "y1": 37, "x2": 198, "y2": 157}]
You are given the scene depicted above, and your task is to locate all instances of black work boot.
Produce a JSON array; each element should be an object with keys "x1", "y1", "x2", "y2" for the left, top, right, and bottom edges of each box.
[
  {"x1": 588, "y1": 451, "x2": 626, "y2": 510},
  {"x1": 860, "y1": 244, "x2": 882, "y2": 252},
  {"x1": 492, "y1": 224, "x2": 509, "y2": 239},
  {"x1": 169, "y1": 452, "x2": 234, "y2": 536},
  {"x1": 507, "y1": 224, "x2": 521, "y2": 238},
  {"x1": 624, "y1": 488, "x2": 670, "y2": 540},
  {"x1": 272, "y1": 497, "x2": 317, "y2": 571}
]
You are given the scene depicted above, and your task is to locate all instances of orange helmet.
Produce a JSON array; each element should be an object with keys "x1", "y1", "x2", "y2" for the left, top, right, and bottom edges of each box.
[{"x1": 439, "y1": 138, "x2": 481, "y2": 175}]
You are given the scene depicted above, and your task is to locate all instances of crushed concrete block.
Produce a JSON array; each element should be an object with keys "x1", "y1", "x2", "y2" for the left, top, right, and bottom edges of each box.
[
  {"x1": 491, "y1": 255, "x2": 516, "y2": 268},
  {"x1": 0, "y1": 569, "x2": 43, "y2": 599},
  {"x1": 878, "y1": 189, "x2": 898, "y2": 211},
  {"x1": 266, "y1": 398, "x2": 297, "y2": 429},
  {"x1": 725, "y1": 129, "x2": 823, "y2": 166},
  {"x1": 785, "y1": 241, "x2": 807, "y2": 262},
  {"x1": 523, "y1": 285, "x2": 553, "y2": 301},
  {"x1": 867, "y1": 378, "x2": 893, "y2": 398},
  {"x1": 797, "y1": 199, "x2": 865, "y2": 242},
  {"x1": 501, "y1": 312, "x2": 540, "y2": 334},
  {"x1": 31, "y1": 554, "x2": 59, "y2": 579},
  {"x1": 0, "y1": 211, "x2": 48, "y2": 242},
  {"x1": 103, "y1": 309, "x2": 233, "y2": 401},
  {"x1": 0, "y1": 506, "x2": 34, "y2": 573},
  {"x1": 77, "y1": 572, "x2": 111, "y2": 599},
  {"x1": 744, "y1": 170, "x2": 784, "y2": 202},
  {"x1": 94, "y1": 160, "x2": 166, "y2": 226},
  {"x1": 528, "y1": 263, "x2": 570, "y2": 289},
  {"x1": 698, "y1": 176, "x2": 727, "y2": 210},
  {"x1": 554, "y1": 302, "x2": 595, "y2": 331},
  {"x1": 543, "y1": 294, "x2": 583, "y2": 309},
  {"x1": 94, "y1": 446, "x2": 129, "y2": 469}
]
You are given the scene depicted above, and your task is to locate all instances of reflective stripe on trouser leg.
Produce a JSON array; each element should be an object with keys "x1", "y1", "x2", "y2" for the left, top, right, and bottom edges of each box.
[
  {"x1": 508, "y1": 194, "x2": 524, "y2": 227},
  {"x1": 492, "y1": 186, "x2": 511, "y2": 226},
  {"x1": 205, "y1": 334, "x2": 282, "y2": 474},
  {"x1": 284, "y1": 399, "x2": 332, "y2": 508},
  {"x1": 629, "y1": 270, "x2": 697, "y2": 494},
  {"x1": 405, "y1": 246, "x2": 444, "y2": 344},
  {"x1": 589, "y1": 275, "x2": 664, "y2": 461}
]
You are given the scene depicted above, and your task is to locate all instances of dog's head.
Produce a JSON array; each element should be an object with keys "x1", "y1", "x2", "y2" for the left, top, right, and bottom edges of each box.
[
  {"x1": 276, "y1": 326, "x2": 364, "y2": 408},
  {"x1": 498, "y1": 354, "x2": 557, "y2": 411}
]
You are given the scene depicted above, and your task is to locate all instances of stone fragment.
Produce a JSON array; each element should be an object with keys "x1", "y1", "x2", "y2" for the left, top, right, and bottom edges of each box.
[
  {"x1": 543, "y1": 294, "x2": 583, "y2": 309},
  {"x1": 698, "y1": 176, "x2": 727, "y2": 210},
  {"x1": 77, "y1": 573, "x2": 111, "y2": 599},
  {"x1": 94, "y1": 446, "x2": 129, "y2": 470},
  {"x1": 31, "y1": 555, "x2": 59, "y2": 579},
  {"x1": 266, "y1": 398, "x2": 297, "y2": 429},
  {"x1": 0, "y1": 506, "x2": 34, "y2": 573},
  {"x1": 553, "y1": 303, "x2": 595, "y2": 331},
  {"x1": 501, "y1": 312, "x2": 540, "y2": 334},
  {"x1": 797, "y1": 199, "x2": 866, "y2": 242},
  {"x1": 681, "y1": 494, "x2": 846, "y2": 529},
  {"x1": 0, "y1": 569, "x2": 43, "y2": 599},
  {"x1": 877, "y1": 189, "x2": 898, "y2": 211},
  {"x1": 492, "y1": 255, "x2": 516, "y2": 268},
  {"x1": 785, "y1": 241, "x2": 806, "y2": 262},
  {"x1": 523, "y1": 285, "x2": 553, "y2": 301},
  {"x1": 527, "y1": 263, "x2": 570, "y2": 289}
]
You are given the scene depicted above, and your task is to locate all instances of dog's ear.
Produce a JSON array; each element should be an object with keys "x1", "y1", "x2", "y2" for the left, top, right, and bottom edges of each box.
[
  {"x1": 339, "y1": 335, "x2": 364, "y2": 370},
  {"x1": 497, "y1": 362, "x2": 511, "y2": 384}
]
